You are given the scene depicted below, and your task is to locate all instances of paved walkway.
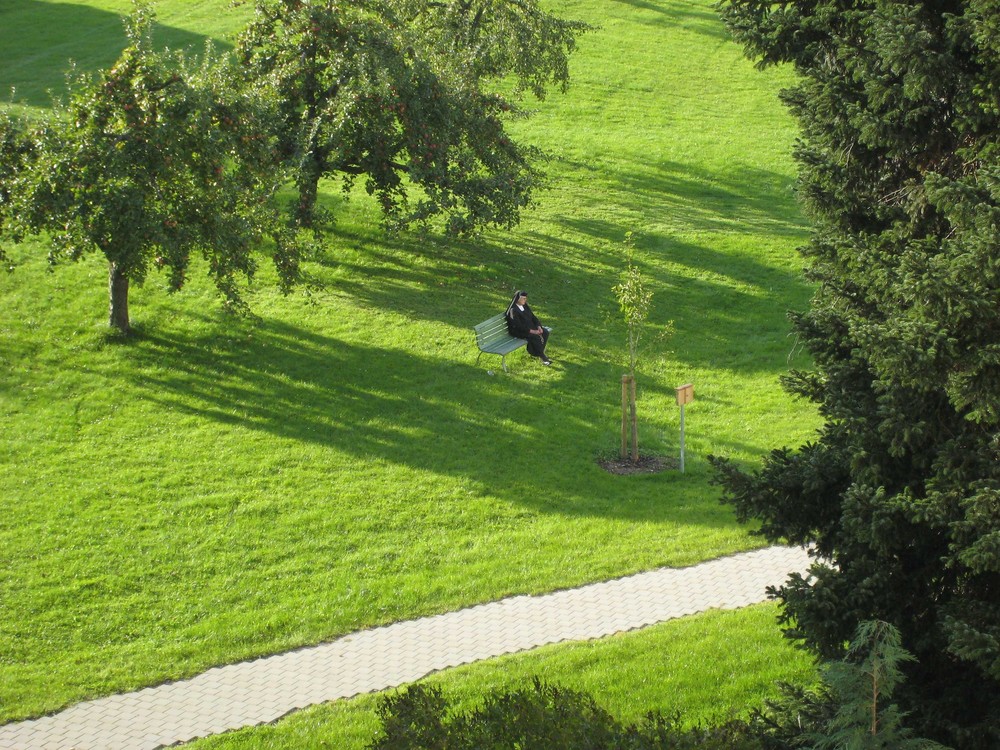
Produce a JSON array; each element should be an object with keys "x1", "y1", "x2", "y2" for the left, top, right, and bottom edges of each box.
[{"x1": 0, "y1": 545, "x2": 811, "y2": 750}]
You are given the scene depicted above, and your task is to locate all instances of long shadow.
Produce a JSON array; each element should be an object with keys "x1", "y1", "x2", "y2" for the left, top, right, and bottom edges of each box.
[
  {"x1": 307, "y1": 224, "x2": 627, "y2": 332},
  {"x1": 554, "y1": 156, "x2": 805, "y2": 237},
  {"x1": 120, "y1": 316, "x2": 731, "y2": 525},
  {"x1": 609, "y1": 0, "x2": 732, "y2": 39},
  {"x1": 0, "y1": 1, "x2": 234, "y2": 109},
  {"x1": 304, "y1": 156, "x2": 811, "y2": 378},
  {"x1": 528, "y1": 223, "x2": 812, "y2": 371}
]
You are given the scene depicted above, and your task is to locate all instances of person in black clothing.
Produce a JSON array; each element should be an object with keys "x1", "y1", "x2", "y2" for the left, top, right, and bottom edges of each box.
[{"x1": 505, "y1": 290, "x2": 552, "y2": 365}]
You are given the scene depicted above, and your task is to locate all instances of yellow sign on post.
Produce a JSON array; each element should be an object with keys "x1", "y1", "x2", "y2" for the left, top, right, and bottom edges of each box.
[
  {"x1": 675, "y1": 384, "x2": 694, "y2": 472},
  {"x1": 675, "y1": 383, "x2": 694, "y2": 405}
]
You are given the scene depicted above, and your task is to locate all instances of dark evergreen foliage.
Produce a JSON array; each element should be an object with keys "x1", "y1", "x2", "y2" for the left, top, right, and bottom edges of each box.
[
  {"x1": 748, "y1": 621, "x2": 947, "y2": 749},
  {"x1": 711, "y1": 1, "x2": 1000, "y2": 747}
]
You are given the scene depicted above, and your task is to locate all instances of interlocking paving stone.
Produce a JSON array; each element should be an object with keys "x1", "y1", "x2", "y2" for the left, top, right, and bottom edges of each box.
[{"x1": 0, "y1": 545, "x2": 811, "y2": 750}]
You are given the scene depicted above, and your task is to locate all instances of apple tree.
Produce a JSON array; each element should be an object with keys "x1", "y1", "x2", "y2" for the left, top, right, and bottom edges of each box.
[
  {"x1": 0, "y1": 4, "x2": 302, "y2": 334},
  {"x1": 235, "y1": 0, "x2": 590, "y2": 232}
]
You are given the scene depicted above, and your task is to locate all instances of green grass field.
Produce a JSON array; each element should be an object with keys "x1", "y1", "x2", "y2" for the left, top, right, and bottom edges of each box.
[{"x1": 0, "y1": 0, "x2": 820, "y2": 735}]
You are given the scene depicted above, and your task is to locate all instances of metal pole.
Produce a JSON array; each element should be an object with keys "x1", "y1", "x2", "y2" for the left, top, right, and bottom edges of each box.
[{"x1": 679, "y1": 403, "x2": 686, "y2": 473}]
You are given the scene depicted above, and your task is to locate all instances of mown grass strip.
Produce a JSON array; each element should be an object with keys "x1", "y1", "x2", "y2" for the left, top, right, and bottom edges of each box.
[{"x1": 187, "y1": 604, "x2": 814, "y2": 749}]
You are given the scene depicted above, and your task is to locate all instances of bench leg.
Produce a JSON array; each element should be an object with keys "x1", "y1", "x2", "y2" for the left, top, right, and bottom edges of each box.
[{"x1": 501, "y1": 354, "x2": 508, "y2": 373}]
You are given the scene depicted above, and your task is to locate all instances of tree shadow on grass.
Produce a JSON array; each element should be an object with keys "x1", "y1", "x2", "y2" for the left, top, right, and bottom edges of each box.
[
  {"x1": 305, "y1": 218, "x2": 810, "y2": 379},
  {"x1": 0, "y1": 1, "x2": 234, "y2": 109},
  {"x1": 305, "y1": 155, "x2": 806, "y2": 333},
  {"x1": 609, "y1": 0, "x2": 732, "y2": 40},
  {"x1": 122, "y1": 315, "x2": 732, "y2": 525},
  {"x1": 307, "y1": 225, "x2": 625, "y2": 328},
  {"x1": 646, "y1": 236, "x2": 811, "y2": 369},
  {"x1": 553, "y1": 156, "x2": 805, "y2": 237}
]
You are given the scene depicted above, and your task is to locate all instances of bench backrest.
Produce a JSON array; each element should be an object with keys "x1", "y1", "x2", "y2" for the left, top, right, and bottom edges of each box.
[{"x1": 474, "y1": 313, "x2": 513, "y2": 346}]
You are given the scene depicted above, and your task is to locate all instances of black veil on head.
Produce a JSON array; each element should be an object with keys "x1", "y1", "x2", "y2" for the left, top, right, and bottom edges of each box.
[{"x1": 506, "y1": 290, "x2": 528, "y2": 317}]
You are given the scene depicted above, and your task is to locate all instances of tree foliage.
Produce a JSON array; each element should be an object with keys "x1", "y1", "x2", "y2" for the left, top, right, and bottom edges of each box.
[
  {"x1": 235, "y1": 0, "x2": 590, "y2": 232},
  {"x1": 613, "y1": 231, "x2": 653, "y2": 379},
  {"x1": 0, "y1": 3, "x2": 301, "y2": 333},
  {"x1": 711, "y1": 1, "x2": 1000, "y2": 747}
]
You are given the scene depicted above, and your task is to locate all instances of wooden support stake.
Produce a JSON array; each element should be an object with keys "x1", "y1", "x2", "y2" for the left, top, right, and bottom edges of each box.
[
  {"x1": 621, "y1": 375, "x2": 629, "y2": 459},
  {"x1": 629, "y1": 376, "x2": 639, "y2": 462}
]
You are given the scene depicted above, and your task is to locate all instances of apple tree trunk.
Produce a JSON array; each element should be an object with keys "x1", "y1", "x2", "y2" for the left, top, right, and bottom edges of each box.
[{"x1": 108, "y1": 261, "x2": 130, "y2": 334}]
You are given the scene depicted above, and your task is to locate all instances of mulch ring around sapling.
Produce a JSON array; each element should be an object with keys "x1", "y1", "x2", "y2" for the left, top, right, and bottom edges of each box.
[{"x1": 597, "y1": 454, "x2": 678, "y2": 475}]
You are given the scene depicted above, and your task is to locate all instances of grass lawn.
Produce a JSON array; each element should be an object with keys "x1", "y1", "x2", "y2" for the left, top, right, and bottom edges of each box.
[{"x1": 0, "y1": 0, "x2": 819, "y2": 728}]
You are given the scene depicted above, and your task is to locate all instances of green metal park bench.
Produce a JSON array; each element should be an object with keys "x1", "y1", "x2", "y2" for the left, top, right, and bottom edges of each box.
[{"x1": 473, "y1": 313, "x2": 551, "y2": 373}]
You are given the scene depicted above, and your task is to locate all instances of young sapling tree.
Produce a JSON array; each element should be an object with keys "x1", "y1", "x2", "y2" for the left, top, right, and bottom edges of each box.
[{"x1": 612, "y1": 232, "x2": 654, "y2": 462}]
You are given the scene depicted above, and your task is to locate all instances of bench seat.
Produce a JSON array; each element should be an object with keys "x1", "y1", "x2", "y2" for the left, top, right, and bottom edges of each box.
[{"x1": 474, "y1": 313, "x2": 550, "y2": 372}]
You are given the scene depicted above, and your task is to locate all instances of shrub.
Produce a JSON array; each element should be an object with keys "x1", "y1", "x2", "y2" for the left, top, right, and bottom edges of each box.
[{"x1": 367, "y1": 678, "x2": 764, "y2": 750}]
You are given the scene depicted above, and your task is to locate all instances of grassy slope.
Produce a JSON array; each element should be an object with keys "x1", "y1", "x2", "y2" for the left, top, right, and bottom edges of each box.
[{"x1": 0, "y1": 0, "x2": 817, "y2": 724}]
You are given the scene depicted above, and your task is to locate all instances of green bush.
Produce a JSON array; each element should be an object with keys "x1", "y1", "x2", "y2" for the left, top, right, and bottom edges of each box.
[{"x1": 368, "y1": 678, "x2": 764, "y2": 750}]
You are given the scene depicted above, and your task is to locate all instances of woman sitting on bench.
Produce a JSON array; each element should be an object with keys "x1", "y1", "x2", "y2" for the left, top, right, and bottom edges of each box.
[{"x1": 505, "y1": 290, "x2": 552, "y2": 365}]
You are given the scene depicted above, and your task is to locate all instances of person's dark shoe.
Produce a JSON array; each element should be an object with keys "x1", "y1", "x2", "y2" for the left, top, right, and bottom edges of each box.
[{"x1": 542, "y1": 357, "x2": 552, "y2": 366}]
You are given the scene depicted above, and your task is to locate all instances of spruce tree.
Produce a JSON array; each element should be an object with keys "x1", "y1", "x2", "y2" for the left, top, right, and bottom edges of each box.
[
  {"x1": 711, "y1": 2, "x2": 1000, "y2": 747},
  {"x1": 808, "y1": 621, "x2": 946, "y2": 750}
]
